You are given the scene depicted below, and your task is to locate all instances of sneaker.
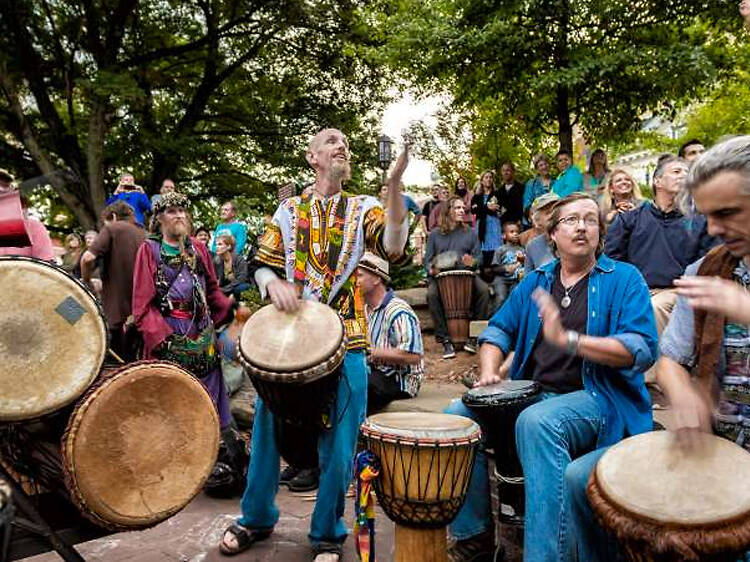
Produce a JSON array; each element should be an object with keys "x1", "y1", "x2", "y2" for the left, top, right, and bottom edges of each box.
[
  {"x1": 288, "y1": 468, "x2": 320, "y2": 492},
  {"x1": 442, "y1": 341, "x2": 457, "y2": 359},
  {"x1": 279, "y1": 465, "x2": 300, "y2": 486},
  {"x1": 447, "y1": 530, "x2": 496, "y2": 562},
  {"x1": 463, "y1": 339, "x2": 478, "y2": 354}
]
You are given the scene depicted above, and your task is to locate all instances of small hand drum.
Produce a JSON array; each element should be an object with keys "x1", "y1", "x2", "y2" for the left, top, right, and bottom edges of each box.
[
  {"x1": 587, "y1": 431, "x2": 750, "y2": 562},
  {"x1": 361, "y1": 412, "x2": 481, "y2": 562}
]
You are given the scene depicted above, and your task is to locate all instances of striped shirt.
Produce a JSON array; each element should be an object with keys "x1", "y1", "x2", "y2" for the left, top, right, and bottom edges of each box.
[{"x1": 367, "y1": 290, "x2": 424, "y2": 397}]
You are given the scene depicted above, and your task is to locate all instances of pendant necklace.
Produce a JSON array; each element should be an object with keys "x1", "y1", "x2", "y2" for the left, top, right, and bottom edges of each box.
[{"x1": 560, "y1": 270, "x2": 589, "y2": 309}]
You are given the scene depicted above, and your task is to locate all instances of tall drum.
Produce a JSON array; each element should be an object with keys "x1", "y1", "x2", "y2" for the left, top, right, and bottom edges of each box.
[
  {"x1": 587, "y1": 431, "x2": 750, "y2": 562},
  {"x1": 435, "y1": 270, "x2": 473, "y2": 345},
  {"x1": 239, "y1": 301, "x2": 346, "y2": 468},
  {"x1": 360, "y1": 412, "x2": 481, "y2": 562},
  {"x1": 462, "y1": 380, "x2": 541, "y2": 525},
  {"x1": 0, "y1": 257, "x2": 107, "y2": 421},
  {"x1": 0, "y1": 361, "x2": 220, "y2": 530}
]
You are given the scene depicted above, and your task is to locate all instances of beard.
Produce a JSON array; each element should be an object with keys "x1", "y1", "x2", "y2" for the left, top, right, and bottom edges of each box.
[
  {"x1": 164, "y1": 220, "x2": 189, "y2": 240},
  {"x1": 330, "y1": 160, "x2": 351, "y2": 183}
]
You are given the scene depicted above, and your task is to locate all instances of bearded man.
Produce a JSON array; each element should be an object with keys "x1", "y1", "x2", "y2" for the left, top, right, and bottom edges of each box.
[
  {"x1": 220, "y1": 128, "x2": 410, "y2": 561},
  {"x1": 132, "y1": 191, "x2": 248, "y2": 495}
]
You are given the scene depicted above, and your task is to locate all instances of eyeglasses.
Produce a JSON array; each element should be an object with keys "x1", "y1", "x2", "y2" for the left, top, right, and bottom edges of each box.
[{"x1": 557, "y1": 215, "x2": 599, "y2": 228}]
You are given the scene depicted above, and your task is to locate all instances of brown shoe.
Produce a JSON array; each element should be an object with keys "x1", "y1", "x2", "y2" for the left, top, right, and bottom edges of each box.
[{"x1": 447, "y1": 530, "x2": 496, "y2": 562}]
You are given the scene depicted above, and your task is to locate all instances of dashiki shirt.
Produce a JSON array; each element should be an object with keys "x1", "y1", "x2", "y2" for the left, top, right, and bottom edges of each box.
[
  {"x1": 255, "y1": 191, "x2": 397, "y2": 351},
  {"x1": 717, "y1": 263, "x2": 750, "y2": 452},
  {"x1": 367, "y1": 289, "x2": 424, "y2": 397}
]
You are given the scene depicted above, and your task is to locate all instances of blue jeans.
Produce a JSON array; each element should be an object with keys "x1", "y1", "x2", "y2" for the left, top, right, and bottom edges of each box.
[
  {"x1": 238, "y1": 351, "x2": 368, "y2": 545},
  {"x1": 447, "y1": 390, "x2": 604, "y2": 562}
]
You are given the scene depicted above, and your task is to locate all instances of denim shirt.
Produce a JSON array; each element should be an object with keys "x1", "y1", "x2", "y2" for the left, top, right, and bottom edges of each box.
[{"x1": 478, "y1": 253, "x2": 658, "y2": 448}]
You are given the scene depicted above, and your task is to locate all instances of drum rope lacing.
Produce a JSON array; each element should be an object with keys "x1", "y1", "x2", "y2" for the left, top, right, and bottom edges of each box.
[{"x1": 362, "y1": 428, "x2": 480, "y2": 528}]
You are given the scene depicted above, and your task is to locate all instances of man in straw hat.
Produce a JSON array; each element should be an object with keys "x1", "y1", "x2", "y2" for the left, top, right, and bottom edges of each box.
[
  {"x1": 357, "y1": 251, "x2": 424, "y2": 414},
  {"x1": 220, "y1": 128, "x2": 411, "y2": 561}
]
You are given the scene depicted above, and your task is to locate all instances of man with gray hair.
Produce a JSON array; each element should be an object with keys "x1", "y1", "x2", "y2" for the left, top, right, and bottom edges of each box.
[
  {"x1": 604, "y1": 155, "x2": 715, "y2": 338},
  {"x1": 657, "y1": 135, "x2": 750, "y2": 453}
]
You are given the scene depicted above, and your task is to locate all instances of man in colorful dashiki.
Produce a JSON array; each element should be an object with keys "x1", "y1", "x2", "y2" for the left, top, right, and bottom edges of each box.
[
  {"x1": 220, "y1": 128, "x2": 410, "y2": 561},
  {"x1": 357, "y1": 251, "x2": 423, "y2": 414}
]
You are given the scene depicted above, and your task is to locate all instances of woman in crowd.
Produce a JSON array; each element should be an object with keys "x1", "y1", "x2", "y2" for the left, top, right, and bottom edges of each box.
[
  {"x1": 471, "y1": 170, "x2": 503, "y2": 266},
  {"x1": 584, "y1": 148, "x2": 610, "y2": 193},
  {"x1": 523, "y1": 153, "x2": 555, "y2": 222},
  {"x1": 599, "y1": 168, "x2": 645, "y2": 223},
  {"x1": 455, "y1": 176, "x2": 474, "y2": 226},
  {"x1": 212, "y1": 233, "x2": 250, "y2": 299},
  {"x1": 195, "y1": 225, "x2": 211, "y2": 247},
  {"x1": 61, "y1": 232, "x2": 84, "y2": 277}
]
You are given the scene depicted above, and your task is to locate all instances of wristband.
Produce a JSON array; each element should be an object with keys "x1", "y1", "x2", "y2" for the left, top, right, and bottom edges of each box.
[{"x1": 565, "y1": 330, "x2": 580, "y2": 356}]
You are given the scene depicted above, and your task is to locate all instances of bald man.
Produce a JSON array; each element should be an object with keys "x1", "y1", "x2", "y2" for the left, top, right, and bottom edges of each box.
[{"x1": 220, "y1": 129, "x2": 411, "y2": 561}]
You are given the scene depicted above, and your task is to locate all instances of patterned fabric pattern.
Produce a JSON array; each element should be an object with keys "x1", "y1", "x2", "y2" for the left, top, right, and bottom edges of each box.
[
  {"x1": 367, "y1": 291, "x2": 424, "y2": 396},
  {"x1": 718, "y1": 264, "x2": 750, "y2": 452},
  {"x1": 255, "y1": 192, "x2": 390, "y2": 350}
]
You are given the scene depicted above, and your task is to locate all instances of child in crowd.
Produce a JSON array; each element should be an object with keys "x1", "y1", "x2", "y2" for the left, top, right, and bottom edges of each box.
[{"x1": 490, "y1": 221, "x2": 525, "y2": 311}]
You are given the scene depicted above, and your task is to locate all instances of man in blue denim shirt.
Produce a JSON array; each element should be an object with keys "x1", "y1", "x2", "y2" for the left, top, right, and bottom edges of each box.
[{"x1": 445, "y1": 193, "x2": 657, "y2": 562}]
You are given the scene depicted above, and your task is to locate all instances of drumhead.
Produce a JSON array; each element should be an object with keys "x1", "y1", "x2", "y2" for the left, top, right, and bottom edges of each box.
[
  {"x1": 239, "y1": 301, "x2": 344, "y2": 373},
  {"x1": 62, "y1": 361, "x2": 219, "y2": 529},
  {"x1": 363, "y1": 412, "x2": 480, "y2": 441},
  {"x1": 595, "y1": 431, "x2": 750, "y2": 525},
  {"x1": 435, "y1": 270, "x2": 475, "y2": 278},
  {"x1": 463, "y1": 380, "x2": 540, "y2": 405},
  {"x1": 0, "y1": 257, "x2": 107, "y2": 421}
]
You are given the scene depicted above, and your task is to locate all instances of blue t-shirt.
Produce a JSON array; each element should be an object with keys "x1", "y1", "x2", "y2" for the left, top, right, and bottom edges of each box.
[
  {"x1": 106, "y1": 191, "x2": 151, "y2": 226},
  {"x1": 553, "y1": 166, "x2": 584, "y2": 198},
  {"x1": 211, "y1": 221, "x2": 248, "y2": 255}
]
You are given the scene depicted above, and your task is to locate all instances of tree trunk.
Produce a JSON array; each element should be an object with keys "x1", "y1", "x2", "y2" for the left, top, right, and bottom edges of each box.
[
  {"x1": 556, "y1": 85, "x2": 573, "y2": 154},
  {"x1": 86, "y1": 100, "x2": 108, "y2": 216}
]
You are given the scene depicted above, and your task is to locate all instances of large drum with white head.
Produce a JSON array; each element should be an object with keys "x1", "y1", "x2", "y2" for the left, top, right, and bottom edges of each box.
[
  {"x1": 587, "y1": 431, "x2": 750, "y2": 561},
  {"x1": 0, "y1": 256, "x2": 107, "y2": 421}
]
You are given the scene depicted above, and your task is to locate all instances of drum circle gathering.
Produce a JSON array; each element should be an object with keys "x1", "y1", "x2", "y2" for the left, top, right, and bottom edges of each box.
[{"x1": 0, "y1": 131, "x2": 750, "y2": 562}]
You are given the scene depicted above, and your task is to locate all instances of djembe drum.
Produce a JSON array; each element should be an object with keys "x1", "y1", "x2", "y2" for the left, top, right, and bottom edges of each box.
[
  {"x1": 238, "y1": 301, "x2": 346, "y2": 469},
  {"x1": 0, "y1": 361, "x2": 220, "y2": 530},
  {"x1": 462, "y1": 380, "x2": 541, "y2": 525},
  {"x1": 360, "y1": 413, "x2": 481, "y2": 562},
  {"x1": 435, "y1": 270, "x2": 474, "y2": 345},
  {"x1": 0, "y1": 256, "x2": 107, "y2": 421},
  {"x1": 587, "y1": 431, "x2": 750, "y2": 562},
  {"x1": 0, "y1": 477, "x2": 11, "y2": 562}
]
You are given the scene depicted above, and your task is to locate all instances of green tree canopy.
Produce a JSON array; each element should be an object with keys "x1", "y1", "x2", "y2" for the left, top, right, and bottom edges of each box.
[
  {"x1": 0, "y1": 0, "x2": 389, "y2": 228},
  {"x1": 377, "y1": 0, "x2": 740, "y2": 155}
]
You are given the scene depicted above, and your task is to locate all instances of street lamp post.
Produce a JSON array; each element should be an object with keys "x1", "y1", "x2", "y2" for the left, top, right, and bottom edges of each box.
[{"x1": 378, "y1": 135, "x2": 394, "y2": 184}]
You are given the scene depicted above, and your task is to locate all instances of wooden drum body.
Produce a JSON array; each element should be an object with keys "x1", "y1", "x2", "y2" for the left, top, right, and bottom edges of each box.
[
  {"x1": 435, "y1": 270, "x2": 474, "y2": 345},
  {"x1": 239, "y1": 301, "x2": 346, "y2": 468},
  {"x1": 587, "y1": 431, "x2": 750, "y2": 562},
  {"x1": 0, "y1": 361, "x2": 220, "y2": 530},
  {"x1": 361, "y1": 412, "x2": 481, "y2": 562},
  {"x1": 0, "y1": 257, "x2": 107, "y2": 421},
  {"x1": 462, "y1": 380, "x2": 541, "y2": 525},
  {"x1": 0, "y1": 478, "x2": 11, "y2": 562}
]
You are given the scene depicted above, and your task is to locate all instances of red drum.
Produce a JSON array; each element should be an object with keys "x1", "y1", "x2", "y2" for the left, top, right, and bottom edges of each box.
[
  {"x1": 588, "y1": 431, "x2": 750, "y2": 561},
  {"x1": 0, "y1": 191, "x2": 30, "y2": 247},
  {"x1": 435, "y1": 270, "x2": 474, "y2": 345}
]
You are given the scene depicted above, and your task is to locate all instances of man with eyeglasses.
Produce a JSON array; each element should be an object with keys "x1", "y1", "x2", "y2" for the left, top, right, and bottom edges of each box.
[{"x1": 445, "y1": 193, "x2": 657, "y2": 562}]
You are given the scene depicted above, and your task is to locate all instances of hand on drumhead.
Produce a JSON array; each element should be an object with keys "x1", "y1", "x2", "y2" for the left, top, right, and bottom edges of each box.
[
  {"x1": 532, "y1": 288, "x2": 567, "y2": 349},
  {"x1": 670, "y1": 384, "x2": 713, "y2": 452},
  {"x1": 674, "y1": 276, "x2": 750, "y2": 324},
  {"x1": 267, "y1": 279, "x2": 299, "y2": 312}
]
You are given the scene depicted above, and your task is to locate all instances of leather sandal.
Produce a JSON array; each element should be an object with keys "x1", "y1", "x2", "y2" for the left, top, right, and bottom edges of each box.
[{"x1": 219, "y1": 524, "x2": 272, "y2": 556}]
